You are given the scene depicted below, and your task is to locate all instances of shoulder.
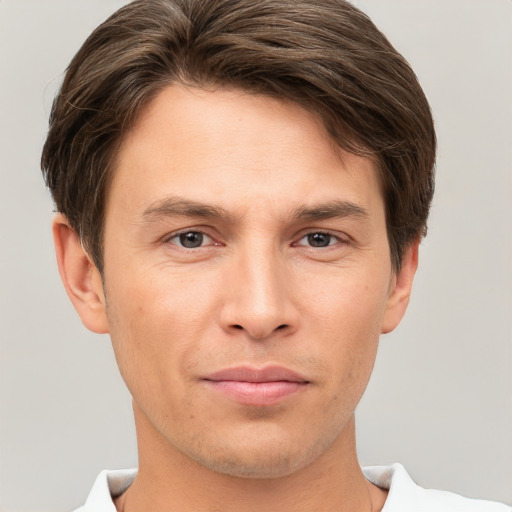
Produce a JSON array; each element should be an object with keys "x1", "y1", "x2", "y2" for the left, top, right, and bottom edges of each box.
[{"x1": 363, "y1": 463, "x2": 511, "y2": 512}]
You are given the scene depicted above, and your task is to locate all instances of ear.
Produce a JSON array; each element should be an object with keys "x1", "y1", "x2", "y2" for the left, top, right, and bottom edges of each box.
[
  {"x1": 381, "y1": 239, "x2": 420, "y2": 334},
  {"x1": 52, "y1": 214, "x2": 109, "y2": 334}
]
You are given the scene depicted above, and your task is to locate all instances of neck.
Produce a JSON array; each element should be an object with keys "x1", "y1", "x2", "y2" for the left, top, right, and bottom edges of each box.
[{"x1": 116, "y1": 408, "x2": 386, "y2": 512}]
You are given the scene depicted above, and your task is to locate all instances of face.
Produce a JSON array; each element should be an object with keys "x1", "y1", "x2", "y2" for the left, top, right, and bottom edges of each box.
[{"x1": 88, "y1": 85, "x2": 413, "y2": 478}]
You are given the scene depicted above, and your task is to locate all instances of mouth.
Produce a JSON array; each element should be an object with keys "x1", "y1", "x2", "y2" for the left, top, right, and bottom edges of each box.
[{"x1": 202, "y1": 365, "x2": 310, "y2": 406}]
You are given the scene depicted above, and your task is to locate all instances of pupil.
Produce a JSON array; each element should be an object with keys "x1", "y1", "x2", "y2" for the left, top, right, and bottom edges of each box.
[
  {"x1": 308, "y1": 233, "x2": 330, "y2": 247},
  {"x1": 180, "y1": 232, "x2": 203, "y2": 248}
]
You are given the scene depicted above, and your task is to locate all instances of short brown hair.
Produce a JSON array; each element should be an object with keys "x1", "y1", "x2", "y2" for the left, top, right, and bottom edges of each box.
[{"x1": 41, "y1": 0, "x2": 436, "y2": 272}]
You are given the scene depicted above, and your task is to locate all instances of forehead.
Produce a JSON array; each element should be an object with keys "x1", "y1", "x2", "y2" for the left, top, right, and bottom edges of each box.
[{"x1": 109, "y1": 84, "x2": 383, "y2": 221}]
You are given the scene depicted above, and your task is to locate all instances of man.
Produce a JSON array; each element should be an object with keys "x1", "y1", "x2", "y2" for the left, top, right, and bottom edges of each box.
[{"x1": 40, "y1": 0, "x2": 510, "y2": 511}]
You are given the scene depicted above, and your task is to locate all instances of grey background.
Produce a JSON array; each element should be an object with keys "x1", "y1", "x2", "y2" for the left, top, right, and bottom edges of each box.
[{"x1": 1, "y1": 1, "x2": 511, "y2": 510}]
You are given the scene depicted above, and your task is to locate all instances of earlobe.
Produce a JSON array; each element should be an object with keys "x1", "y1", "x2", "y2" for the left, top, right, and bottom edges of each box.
[
  {"x1": 381, "y1": 239, "x2": 420, "y2": 334},
  {"x1": 52, "y1": 214, "x2": 109, "y2": 334}
]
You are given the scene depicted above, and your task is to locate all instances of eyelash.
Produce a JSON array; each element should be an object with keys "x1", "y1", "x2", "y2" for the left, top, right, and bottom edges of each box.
[
  {"x1": 164, "y1": 230, "x2": 219, "y2": 249},
  {"x1": 294, "y1": 231, "x2": 347, "y2": 249},
  {"x1": 163, "y1": 229, "x2": 348, "y2": 250}
]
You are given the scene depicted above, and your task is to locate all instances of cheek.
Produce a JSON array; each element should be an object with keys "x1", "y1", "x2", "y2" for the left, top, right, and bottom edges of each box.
[
  {"x1": 103, "y1": 269, "x2": 216, "y2": 395},
  {"x1": 108, "y1": 263, "x2": 216, "y2": 332},
  {"x1": 303, "y1": 266, "x2": 389, "y2": 338},
  {"x1": 299, "y1": 267, "x2": 389, "y2": 388}
]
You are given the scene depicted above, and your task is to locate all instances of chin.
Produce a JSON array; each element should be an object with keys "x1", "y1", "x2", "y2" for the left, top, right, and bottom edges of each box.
[
  {"x1": 194, "y1": 451, "x2": 308, "y2": 479},
  {"x1": 184, "y1": 429, "x2": 337, "y2": 480}
]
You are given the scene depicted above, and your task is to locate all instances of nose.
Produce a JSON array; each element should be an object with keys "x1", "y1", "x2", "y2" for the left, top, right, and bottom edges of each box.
[{"x1": 219, "y1": 243, "x2": 299, "y2": 340}]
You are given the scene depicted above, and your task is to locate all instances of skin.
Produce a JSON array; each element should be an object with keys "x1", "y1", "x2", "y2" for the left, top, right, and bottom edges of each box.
[{"x1": 53, "y1": 85, "x2": 419, "y2": 512}]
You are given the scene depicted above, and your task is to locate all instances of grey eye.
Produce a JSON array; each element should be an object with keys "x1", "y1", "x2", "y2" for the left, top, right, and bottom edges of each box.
[
  {"x1": 306, "y1": 233, "x2": 333, "y2": 247},
  {"x1": 178, "y1": 232, "x2": 204, "y2": 248}
]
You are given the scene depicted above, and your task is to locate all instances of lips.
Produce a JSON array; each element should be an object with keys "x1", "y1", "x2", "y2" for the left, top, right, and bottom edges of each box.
[
  {"x1": 205, "y1": 365, "x2": 309, "y2": 383},
  {"x1": 202, "y1": 365, "x2": 310, "y2": 406}
]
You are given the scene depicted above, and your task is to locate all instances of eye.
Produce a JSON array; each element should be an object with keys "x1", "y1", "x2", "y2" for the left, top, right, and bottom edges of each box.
[
  {"x1": 167, "y1": 231, "x2": 214, "y2": 249},
  {"x1": 296, "y1": 232, "x2": 342, "y2": 248}
]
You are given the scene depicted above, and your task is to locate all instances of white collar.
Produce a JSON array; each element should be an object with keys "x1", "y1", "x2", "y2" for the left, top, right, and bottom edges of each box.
[
  {"x1": 81, "y1": 468, "x2": 136, "y2": 511},
  {"x1": 78, "y1": 463, "x2": 509, "y2": 511}
]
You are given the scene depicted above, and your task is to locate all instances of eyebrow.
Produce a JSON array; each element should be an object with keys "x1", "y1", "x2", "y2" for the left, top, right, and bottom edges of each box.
[
  {"x1": 139, "y1": 196, "x2": 368, "y2": 224},
  {"x1": 292, "y1": 201, "x2": 368, "y2": 222},
  {"x1": 140, "y1": 197, "x2": 232, "y2": 222}
]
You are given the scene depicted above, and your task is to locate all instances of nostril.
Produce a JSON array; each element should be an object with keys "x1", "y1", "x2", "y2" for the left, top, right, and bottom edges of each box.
[{"x1": 231, "y1": 324, "x2": 288, "y2": 332}]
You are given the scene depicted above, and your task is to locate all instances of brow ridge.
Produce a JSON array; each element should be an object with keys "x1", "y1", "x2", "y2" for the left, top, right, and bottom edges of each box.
[
  {"x1": 292, "y1": 201, "x2": 368, "y2": 221},
  {"x1": 139, "y1": 196, "x2": 368, "y2": 225},
  {"x1": 140, "y1": 197, "x2": 230, "y2": 222}
]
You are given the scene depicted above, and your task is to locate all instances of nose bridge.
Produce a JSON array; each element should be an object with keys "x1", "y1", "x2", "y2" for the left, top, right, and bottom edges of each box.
[
  {"x1": 243, "y1": 240, "x2": 281, "y2": 311},
  {"x1": 222, "y1": 236, "x2": 295, "y2": 339}
]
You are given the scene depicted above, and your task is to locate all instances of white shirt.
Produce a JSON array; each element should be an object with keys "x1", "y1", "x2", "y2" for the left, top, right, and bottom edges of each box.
[{"x1": 74, "y1": 464, "x2": 511, "y2": 511}]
